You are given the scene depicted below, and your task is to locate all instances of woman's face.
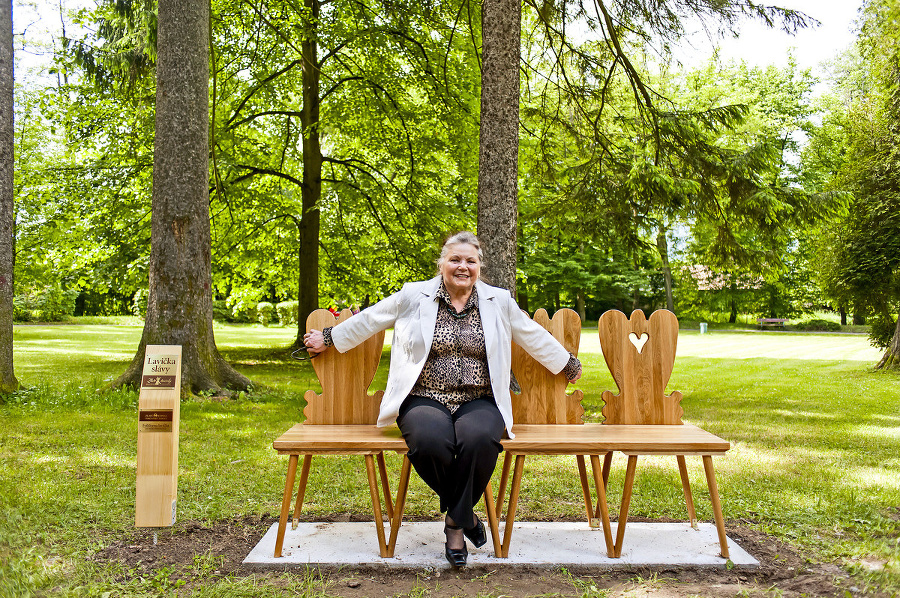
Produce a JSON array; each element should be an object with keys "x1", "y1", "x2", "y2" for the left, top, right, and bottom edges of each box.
[{"x1": 440, "y1": 243, "x2": 481, "y2": 295}]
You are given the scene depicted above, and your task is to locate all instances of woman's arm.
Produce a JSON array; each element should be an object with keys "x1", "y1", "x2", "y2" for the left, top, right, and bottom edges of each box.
[
  {"x1": 317, "y1": 286, "x2": 408, "y2": 353},
  {"x1": 506, "y1": 294, "x2": 581, "y2": 381}
]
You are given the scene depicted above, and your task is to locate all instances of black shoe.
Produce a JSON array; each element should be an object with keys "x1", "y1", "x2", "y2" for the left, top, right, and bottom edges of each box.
[
  {"x1": 444, "y1": 542, "x2": 468, "y2": 567},
  {"x1": 463, "y1": 515, "x2": 487, "y2": 548},
  {"x1": 444, "y1": 524, "x2": 468, "y2": 567}
]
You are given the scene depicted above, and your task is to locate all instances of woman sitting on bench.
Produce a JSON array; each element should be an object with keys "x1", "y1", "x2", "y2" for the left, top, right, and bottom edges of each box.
[{"x1": 303, "y1": 231, "x2": 581, "y2": 567}]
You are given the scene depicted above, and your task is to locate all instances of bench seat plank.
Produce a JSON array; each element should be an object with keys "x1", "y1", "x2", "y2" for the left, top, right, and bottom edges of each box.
[
  {"x1": 275, "y1": 423, "x2": 730, "y2": 456},
  {"x1": 274, "y1": 424, "x2": 407, "y2": 454},
  {"x1": 504, "y1": 424, "x2": 729, "y2": 454}
]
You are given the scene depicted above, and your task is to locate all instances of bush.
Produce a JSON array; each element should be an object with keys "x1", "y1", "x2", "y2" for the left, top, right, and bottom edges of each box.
[
  {"x1": 131, "y1": 288, "x2": 149, "y2": 318},
  {"x1": 869, "y1": 313, "x2": 898, "y2": 349},
  {"x1": 13, "y1": 285, "x2": 78, "y2": 322},
  {"x1": 230, "y1": 301, "x2": 257, "y2": 323},
  {"x1": 793, "y1": 318, "x2": 842, "y2": 332},
  {"x1": 276, "y1": 301, "x2": 298, "y2": 327},
  {"x1": 257, "y1": 302, "x2": 275, "y2": 326},
  {"x1": 212, "y1": 300, "x2": 232, "y2": 322}
]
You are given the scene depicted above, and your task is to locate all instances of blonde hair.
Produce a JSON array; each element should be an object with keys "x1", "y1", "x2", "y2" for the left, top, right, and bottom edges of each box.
[{"x1": 436, "y1": 231, "x2": 483, "y2": 270}]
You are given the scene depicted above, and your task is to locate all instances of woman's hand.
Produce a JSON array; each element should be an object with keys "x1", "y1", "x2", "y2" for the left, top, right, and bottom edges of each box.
[
  {"x1": 567, "y1": 370, "x2": 582, "y2": 384},
  {"x1": 303, "y1": 329, "x2": 326, "y2": 355}
]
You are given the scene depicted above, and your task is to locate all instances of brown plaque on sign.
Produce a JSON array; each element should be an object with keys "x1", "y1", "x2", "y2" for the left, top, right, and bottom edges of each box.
[
  {"x1": 141, "y1": 375, "x2": 177, "y2": 389},
  {"x1": 139, "y1": 409, "x2": 174, "y2": 432}
]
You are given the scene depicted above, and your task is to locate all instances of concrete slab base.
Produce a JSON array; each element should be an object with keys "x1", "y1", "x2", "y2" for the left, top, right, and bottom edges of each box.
[{"x1": 243, "y1": 521, "x2": 758, "y2": 569}]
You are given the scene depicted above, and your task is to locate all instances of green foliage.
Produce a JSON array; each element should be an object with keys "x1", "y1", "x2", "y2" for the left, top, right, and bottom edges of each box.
[
  {"x1": 793, "y1": 319, "x2": 842, "y2": 332},
  {"x1": 228, "y1": 299, "x2": 257, "y2": 324},
  {"x1": 806, "y1": 0, "x2": 900, "y2": 360},
  {"x1": 869, "y1": 314, "x2": 898, "y2": 350},
  {"x1": 276, "y1": 300, "x2": 298, "y2": 327},
  {"x1": 13, "y1": 284, "x2": 79, "y2": 322},
  {"x1": 256, "y1": 301, "x2": 274, "y2": 326},
  {"x1": 131, "y1": 288, "x2": 148, "y2": 318}
]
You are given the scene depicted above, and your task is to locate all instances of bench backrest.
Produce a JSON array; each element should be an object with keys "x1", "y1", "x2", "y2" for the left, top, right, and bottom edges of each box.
[
  {"x1": 598, "y1": 308, "x2": 684, "y2": 425},
  {"x1": 303, "y1": 308, "x2": 385, "y2": 425},
  {"x1": 510, "y1": 308, "x2": 585, "y2": 424}
]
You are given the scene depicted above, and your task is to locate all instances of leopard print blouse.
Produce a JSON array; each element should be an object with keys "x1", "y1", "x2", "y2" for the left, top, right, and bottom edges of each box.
[{"x1": 408, "y1": 283, "x2": 491, "y2": 412}]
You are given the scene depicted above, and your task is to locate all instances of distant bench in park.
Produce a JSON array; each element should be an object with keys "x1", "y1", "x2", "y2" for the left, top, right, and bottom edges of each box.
[
  {"x1": 757, "y1": 318, "x2": 788, "y2": 329},
  {"x1": 271, "y1": 308, "x2": 731, "y2": 561}
]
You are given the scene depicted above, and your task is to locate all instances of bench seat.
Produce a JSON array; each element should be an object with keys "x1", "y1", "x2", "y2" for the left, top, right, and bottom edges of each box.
[
  {"x1": 504, "y1": 423, "x2": 729, "y2": 454},
  {"x1": 272, "y1": 422, "x2": 730, "y2": 560},
  {"x1": 274, "y1": 424, "x2": 406, "y2": 454}
]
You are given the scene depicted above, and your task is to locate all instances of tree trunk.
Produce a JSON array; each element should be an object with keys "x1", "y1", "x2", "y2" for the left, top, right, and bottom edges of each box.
[
  {"x1": 853, "y1": 312, "x2": 865, "y2": 325},
  {"x1": 656, "y1": 227, "x2": 674, "y2": 312},
  {"x1": 729, "y1": 293, "x2": 738, "y2": 324},
  {"x1": 575, "y1": 291, "x2": 586, "y2": 322},
  {"x1": 0, "y1": 0, "x2": 17, "y2": 394},
  {"x1": 295, "y1": 0, "x2": 321, "y2": 345},
  {"x1": 113, "y1": 0, "x2": 250, "y2": 395},
  {"x1": 477, "y1": 0, "x2": 520, "y2": 293},
  {"x1": 575, "y1": 242, "x2": 586, "y2": 321},
  {"x1": 839, "y1": 305, "x2": 847, "y2": 326},
  {"x1": 875, "y1": 310, "x2": 900, "y2": 370}
]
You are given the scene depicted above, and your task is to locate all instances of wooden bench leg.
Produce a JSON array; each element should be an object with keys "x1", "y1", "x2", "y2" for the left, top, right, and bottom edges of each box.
[
  {"x1": 292, "y1": 454, "x2": 312, "y2": 530},
  {"x1": 576, "y1": 455, "x2": 596, "y2": 526},
  {"x1": 613, "y1": 454, "x2": 638, "y2": 558},
  {"x1": 589, "y1": 454, "x2": 615, "y2": 557},
  {"x1": 387, "y1": 454, "x2": 412, "y2": 557},
  {"x1": 482, "y1": 482, "x2": 503, "y2": 558},
  {"x1": 602, "y1": 451, "x2": 613, "y2": 489},
  {"x1": 495, "y1": 452, "x2": 513, "y2": 519},
  {"x1": 703, "y1": 455, "x2": 730, "y2": 559},
  {"x1": 500, "y1": 454, "x2": 526, "y2": 558},
  {"x1": 676, "y1": 455, "x2": 698, "y2": 529},
  {"x1": 274, "y1": 454, "x2": 299, "y2": 558},
  {"x1": 377, "y1": 452, "x2": 394, "y2": 520},
  {"x1": 364, "y1": 454, "x2": 389, "y2": 558}
]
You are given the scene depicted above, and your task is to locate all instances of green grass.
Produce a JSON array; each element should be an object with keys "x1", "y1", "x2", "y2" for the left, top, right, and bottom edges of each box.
[{"x1": 3, "y1": 323, "x2": 900, "y2": 596}]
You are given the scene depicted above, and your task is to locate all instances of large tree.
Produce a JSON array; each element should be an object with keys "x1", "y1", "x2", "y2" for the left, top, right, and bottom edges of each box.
[
  {"x1": 112, "y1": 0, "x2": 250, "y2": 393},
  {"x1": 0, "y1": 0, "x2": 16, "y2": 393},
  {"x1": 477, "y1": 0, "x2": 520, "y2": 292}
]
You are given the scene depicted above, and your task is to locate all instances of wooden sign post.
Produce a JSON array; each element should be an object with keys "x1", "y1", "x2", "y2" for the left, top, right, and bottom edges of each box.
[{"x1": 135, "y1": 345, "x2": 182, "y2": 528}]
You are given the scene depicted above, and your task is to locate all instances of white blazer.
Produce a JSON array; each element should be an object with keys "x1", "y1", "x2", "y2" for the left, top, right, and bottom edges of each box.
[{"x1": 330, "y1": 276, "x2": 571, "y2": 437}]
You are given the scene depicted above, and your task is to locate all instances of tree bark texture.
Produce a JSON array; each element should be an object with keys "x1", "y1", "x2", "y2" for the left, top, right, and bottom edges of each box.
[
  {"x1": 114, "y1": 0, "x2": 250, "y2": 394},
  {"x1": 0, "y1": 0, "x2": 17, "y2": 393},
  {"x1": 477, "y1": 0, "x2": 520, "y2": 293},
  {"x1": 875, "y1": 310, "x2": 900, "y2": 370},
  {"x1": 296, "y1": 0, "x2": 321, "y2": 346}
]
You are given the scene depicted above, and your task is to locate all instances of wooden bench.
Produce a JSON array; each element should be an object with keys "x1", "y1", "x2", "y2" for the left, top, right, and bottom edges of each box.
[
  {"x1": 757, "y1": 318, "x2": 787, "y2": 329},
  {"x1": 273, "y1": 307, "x2": 731, "y2": 561}
]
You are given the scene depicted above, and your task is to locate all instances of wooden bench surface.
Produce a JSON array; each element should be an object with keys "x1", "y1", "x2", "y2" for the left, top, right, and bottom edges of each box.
[
  {"x1": 503, "y1": 424, "x2": 729, "y2": 454},
  {"x1": 274, "y1": 422, "x2": 729, "y2": 455},
  {"x1": 274, "y1": 424, "x2": 406, "y2": 454}
]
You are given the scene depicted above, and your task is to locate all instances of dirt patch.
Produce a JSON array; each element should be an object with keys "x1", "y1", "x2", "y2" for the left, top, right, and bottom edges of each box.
[{"x1": 94, "y1": 516, "x2": 876, "y2": 597}]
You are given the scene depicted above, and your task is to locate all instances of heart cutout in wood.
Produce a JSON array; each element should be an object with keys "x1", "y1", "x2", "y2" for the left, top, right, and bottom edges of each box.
[{"x1": 629, "y1": 332, "x2": 649, "y2": 354}]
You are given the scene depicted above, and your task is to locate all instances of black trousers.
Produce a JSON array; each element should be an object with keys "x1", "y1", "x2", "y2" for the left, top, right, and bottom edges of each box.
[{"x1": 397, "y1": 395, "x2": 505, "y2": 530}]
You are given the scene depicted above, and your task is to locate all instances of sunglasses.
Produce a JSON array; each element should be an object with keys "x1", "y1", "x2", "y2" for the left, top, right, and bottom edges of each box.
[{"x1": 290, "y1": 346, "x2": 320, "y2": 362}]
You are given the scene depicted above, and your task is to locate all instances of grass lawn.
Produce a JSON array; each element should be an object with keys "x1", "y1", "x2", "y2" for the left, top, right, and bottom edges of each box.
[{"x1": 2, "y1": 322, "x2": 899, "y2": 596}]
